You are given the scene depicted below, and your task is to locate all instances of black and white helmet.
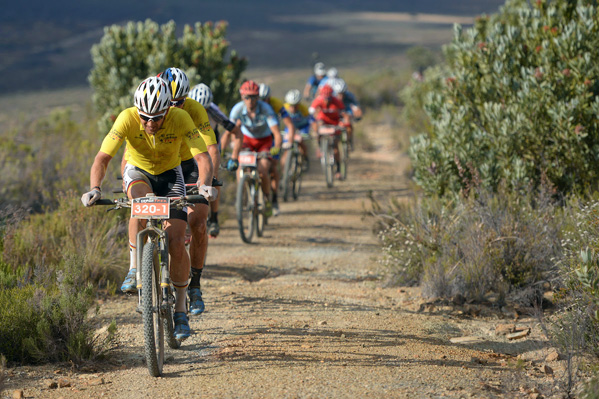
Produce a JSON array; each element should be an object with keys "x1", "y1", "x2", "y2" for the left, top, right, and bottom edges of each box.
[
  {"x1": 159, "y1": 67, "x2": 190, "y2": 100},
  {"x1": 134, "y1": 77, "x2": 171, "y2": 114},
  {"x1": 284, "y1": 89, "x2": 302, "y2": 105},
  {"x1": 330, "y1": 78, "x2": 347, "y2": 95},
  {"x1": 259, "y1": 83, "x2": 271, "y2": 100},
  {"x1": 189, "y1": 83, "x2": 213, "y2": 106}
]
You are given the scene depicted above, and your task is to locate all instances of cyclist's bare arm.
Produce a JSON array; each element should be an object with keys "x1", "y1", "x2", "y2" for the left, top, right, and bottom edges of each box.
[
  {"x1": 90, "y1": 151, "x2": 113, "y2": 190},
  {"x1": 283, "y1": 116, "x2": 295, "y2": 143},
  {"x1": 230, "y1": 124, "x2": 243, "y2": 160},
  {"x1": 193, "y1": 151, "x2": 214, "y2": 186},
  {"x1": 271, "y1": 124, "x2": 283, "y2": 150}
]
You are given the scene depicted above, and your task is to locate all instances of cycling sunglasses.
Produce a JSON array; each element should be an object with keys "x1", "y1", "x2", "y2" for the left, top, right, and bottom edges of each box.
[
  {"x1": 138, "y1": 111, "x2": 166, "y2": 123},
  {"x1": 171, "y1": 98, "x2": 186, "y2": 107},
  {"x1": 242, "y1": 95, "x2": 258, "y2": 100}
]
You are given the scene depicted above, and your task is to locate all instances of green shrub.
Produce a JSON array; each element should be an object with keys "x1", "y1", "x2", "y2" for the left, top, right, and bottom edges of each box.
[
  {"x1": 89, "y1": 19, "x2": 248, "y2": 133},
  {"x1": 406, "y1": 0, "x2": 599, "y2": 197},
  {"x1": 0, "y1": 253, "x2": 115, "y2": 365}
]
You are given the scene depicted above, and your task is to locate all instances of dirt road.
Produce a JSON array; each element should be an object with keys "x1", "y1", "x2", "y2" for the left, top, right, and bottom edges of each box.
[{"x1": 5, "y1": 125, "x2": 561, "y2": 398}]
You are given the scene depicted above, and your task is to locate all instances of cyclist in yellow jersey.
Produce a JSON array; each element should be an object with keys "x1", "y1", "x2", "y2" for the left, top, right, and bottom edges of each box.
[
  {"x1": 159, "y1": 67, "x2": 219, "y2": 315},
  {"x1": 81, "y1": 76, "x2": 216, "y2": 339},
  {"x1": 258, "y1": 83, "x2": 295, "y2": 216}
]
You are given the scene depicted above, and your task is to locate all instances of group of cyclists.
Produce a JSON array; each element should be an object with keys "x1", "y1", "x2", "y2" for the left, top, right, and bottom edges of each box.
[{"x1": 80, "y1": 62, "x2": 362, "y2": 340}]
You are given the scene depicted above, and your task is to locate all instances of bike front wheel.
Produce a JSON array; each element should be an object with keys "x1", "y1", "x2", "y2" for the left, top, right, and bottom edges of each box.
[
  {"x1": 141, "y1": 241, "x2": 165, "y2": 377},
  {"x1": 292, "y1": 152, "x2": 303, "y2": 200},
  {"x1": 338, "y1": 135, "x2": 348, "y2": 181},
  {"x1": 236, "y1": 173, "x2": 255, "y2": 243},
  {"x1": 321, "y1": 137, "x2": 334, "y2": 188},
  {"x1": 256, "y1": 181, "x2": 266, "y2": 237},
  {"x1": 281, "y1": 149, "x2": 294, "y2": 202}
]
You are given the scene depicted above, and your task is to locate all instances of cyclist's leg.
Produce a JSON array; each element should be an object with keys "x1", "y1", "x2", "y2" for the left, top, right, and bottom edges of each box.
[
  {"x1": 258, "y1": 158, "x2": 272, "y2": 200},
  {"x1": 207, "y1": 143, "x2": 221, "y2": 237},
  {"x1": 181, "y1": 158, "x2": 208, "y2": 314},
  {"x1": 164, "y1": 217, "x2": 191, "y2": 338},
  {"x1": 121, "y1": 164, "x2": 152, "y2": 293},
  {"x1": 187, "y1": 203, "x2": 209, "y2": 314},
  {"x1": 164, "y1": 218, "x2": 190, "y2": 312}
]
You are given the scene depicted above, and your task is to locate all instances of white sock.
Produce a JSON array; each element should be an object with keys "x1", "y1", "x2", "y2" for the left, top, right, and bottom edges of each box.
[{"x1": 129, "y1": 241, "x2": 137, "y2": 271}]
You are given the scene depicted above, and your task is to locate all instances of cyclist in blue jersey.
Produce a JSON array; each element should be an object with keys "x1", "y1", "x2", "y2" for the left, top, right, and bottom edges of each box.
[
  {"x1": 303, "y1": 62, "x2": 326, "y2": 101},
  {"x1": 282, "y1": 89, "x2": 312, "y2": 162},
  {"x1": 229, "y1": 80, "x2": 282, "y2": 217},
  {"x1": 259, "y1": 83, "x2": 295, "y2": 216},
  {"x1": 189, "y1": 83, "x2": 243, "y2": 238}
]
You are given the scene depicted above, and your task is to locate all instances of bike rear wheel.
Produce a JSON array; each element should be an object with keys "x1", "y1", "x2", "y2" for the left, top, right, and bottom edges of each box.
[
  {"x1": 141, "y1": 241, "x2": 165, "y2": 377},
  {"x1": 160, "y1": 240, "x2": 181, "y2": 350},
  {"x1": 236, "y1": 173, "x2": 255, "y2": 243}
]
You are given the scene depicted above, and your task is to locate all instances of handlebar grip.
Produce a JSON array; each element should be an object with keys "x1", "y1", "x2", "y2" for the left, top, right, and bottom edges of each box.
[
  {"x1": 94, "y1": 199, "x2": 117, "y2": 205},
  {"x1": 185, "y1": 195, "x2": 209, "y2": 205}
]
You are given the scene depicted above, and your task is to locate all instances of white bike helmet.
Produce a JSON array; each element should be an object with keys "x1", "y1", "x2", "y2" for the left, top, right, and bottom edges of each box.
[
  {"x1": 314, "y1": 62, "x2": 326, "y2": 76},
  {"x1": 189, "y1": 83, "x2": 213, "y2": 106},
  {"x1": 134, "y1": 77, "x2": 171, "y2": 114},
  {"x1": 330, "y1": 78, "x2": 347, "y2": 95},
  {"x1": 259, "y1": 83, "x2": 271, "y2": 100},
  {"x1": 285, "y1": 89, "x2": 302, "y2": 105},
  {"x1": 326, "y1": 67, "x2": 338, "y2": 78},
  {"x1": 159, "y1": 67, "x2": 190, "y2": 99}
]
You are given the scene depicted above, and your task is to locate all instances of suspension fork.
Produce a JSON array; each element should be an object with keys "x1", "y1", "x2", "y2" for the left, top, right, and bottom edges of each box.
[{"x1": 136, "y1": 221, "x2": 168, "y2": 306}]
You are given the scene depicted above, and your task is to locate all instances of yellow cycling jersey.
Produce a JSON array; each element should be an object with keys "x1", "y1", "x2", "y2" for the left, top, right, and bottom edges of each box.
[
  {"x1": 267, "y1": 96, "x2": 285, "y2": 114},
  {"x1": 283, "y1": 102, "x2": 310, "y2": 117},
  {"x1": 100, "y1": 107, "x2": 207, "y2": 175},
  {"x1": 180, "y1": 98, "x2": 217, "y2": 161}
]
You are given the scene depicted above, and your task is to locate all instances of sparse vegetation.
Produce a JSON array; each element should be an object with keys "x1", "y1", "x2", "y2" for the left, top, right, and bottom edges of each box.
[{"x1": 372, "y1": 182, "x2": 563, "y2": 302}]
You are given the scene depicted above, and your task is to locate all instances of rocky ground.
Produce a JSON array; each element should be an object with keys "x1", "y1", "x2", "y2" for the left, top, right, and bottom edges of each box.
[{"x1": 2, "y1": 124, "x2": 574, "y2": 399}]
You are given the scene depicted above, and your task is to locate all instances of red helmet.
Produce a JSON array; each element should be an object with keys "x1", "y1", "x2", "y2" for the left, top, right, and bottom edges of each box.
[
  {"x1": 320, "y1": 84, "x2": 333, "y2": 97},
  {"x1": 240, "y1": 80, "x2": 259, "y2": 96}
]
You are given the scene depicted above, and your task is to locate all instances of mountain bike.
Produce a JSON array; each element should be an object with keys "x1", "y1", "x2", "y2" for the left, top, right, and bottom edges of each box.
[
  {"x1": 236, "y1": 150, "x2": 270, "y2": 243},
  {"x1": 95, "y1": 193, "x2": 208, "y2": 377},
  {"x1": 281, "y1": 138, "x2": 305, "y2": 202},
  {"x1": 318, "y1": 124, "x2": 348, "y2": 188}
]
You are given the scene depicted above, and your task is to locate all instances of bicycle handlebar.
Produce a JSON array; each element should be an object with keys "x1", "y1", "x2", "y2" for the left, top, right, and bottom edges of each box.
[{"x1": 93, "y1": 194, "x2": 209, "y2": 209}]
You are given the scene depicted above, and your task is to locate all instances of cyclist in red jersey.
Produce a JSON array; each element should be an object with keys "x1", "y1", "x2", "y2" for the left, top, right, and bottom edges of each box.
[{"x1": 309, "y1": 84, "x2": 350, "y2": 180}]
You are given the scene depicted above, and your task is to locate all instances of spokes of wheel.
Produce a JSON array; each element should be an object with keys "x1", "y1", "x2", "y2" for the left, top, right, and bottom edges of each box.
[
  {"x1": 236, "y1": 173, "x2": 255, "y2": 243},
  {"x1": 141, "y1": 241, "x2": 164, "y2": 377}
]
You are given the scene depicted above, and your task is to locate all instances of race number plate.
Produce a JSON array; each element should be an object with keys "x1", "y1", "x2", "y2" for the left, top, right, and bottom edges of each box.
[
  {"x1": 239, "y1": 151, "x2": 258, "y2": 167},
  {"x1": 131, "y1": 196, "x2": 170, "y2": 219},
  {"x1": 319, "y1": 126, "x2": 337, "y2": 135}
]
